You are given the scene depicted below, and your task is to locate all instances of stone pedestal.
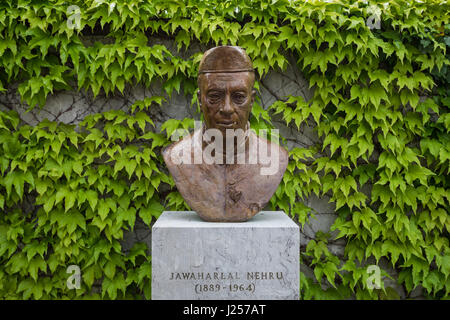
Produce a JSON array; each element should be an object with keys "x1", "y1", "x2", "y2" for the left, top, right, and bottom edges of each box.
[{"x1": 151, "y1": 211, "x2": 299, "y2": 300}]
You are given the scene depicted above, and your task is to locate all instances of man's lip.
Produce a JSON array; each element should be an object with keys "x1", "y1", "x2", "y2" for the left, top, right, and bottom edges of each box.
[{"x1": 216, "y1": 120, "x2": 236, "y2": 126}]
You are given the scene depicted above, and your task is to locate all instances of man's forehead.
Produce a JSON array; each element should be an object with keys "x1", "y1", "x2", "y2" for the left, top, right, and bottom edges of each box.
[{"x1": 200, "y1": 72, "x2": 254, "y2": 89}]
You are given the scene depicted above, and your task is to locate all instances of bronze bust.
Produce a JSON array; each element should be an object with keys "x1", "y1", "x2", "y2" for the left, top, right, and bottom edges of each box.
[{"x1": 162, "y1": 46, "x2": 289, "y2": 222}]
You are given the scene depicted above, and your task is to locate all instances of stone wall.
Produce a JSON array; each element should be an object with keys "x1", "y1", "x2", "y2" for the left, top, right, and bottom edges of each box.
[{"x1": 0, "y1": 38, "x2": 412, "y2": 298}]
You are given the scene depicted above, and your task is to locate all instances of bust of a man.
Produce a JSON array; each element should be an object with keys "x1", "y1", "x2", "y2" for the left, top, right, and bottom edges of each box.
[{"x1": 162, "y1": 46, "x2": 288, "y2": 222}]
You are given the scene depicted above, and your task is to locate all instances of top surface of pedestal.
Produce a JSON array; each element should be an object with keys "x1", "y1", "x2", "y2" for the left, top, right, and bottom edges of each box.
[{"x1": 153, "y1": 211, "x2": 298, "y2": 229}]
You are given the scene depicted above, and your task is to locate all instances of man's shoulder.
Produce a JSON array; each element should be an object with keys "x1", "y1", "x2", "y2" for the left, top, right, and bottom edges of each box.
[
  {"x1": 251, "y1": 130, "x2": 289, "y2": 161},
  {"x1": 162, "y1": 130, "x2": 198, "y2": 165}
]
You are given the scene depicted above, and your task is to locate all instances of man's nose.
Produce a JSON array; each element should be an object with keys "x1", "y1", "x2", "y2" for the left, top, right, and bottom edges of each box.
[{"x1": 220, "y1": 95, "x2": 233, "y2": 115}]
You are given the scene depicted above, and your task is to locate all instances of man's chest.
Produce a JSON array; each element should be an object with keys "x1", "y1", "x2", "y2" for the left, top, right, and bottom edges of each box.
[{"x1": 170, "y1": 163, "x2": 277, "y2": 221}]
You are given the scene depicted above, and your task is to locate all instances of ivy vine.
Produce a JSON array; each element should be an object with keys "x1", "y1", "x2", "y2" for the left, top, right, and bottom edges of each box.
[{"x1": 0, "y1": 0, "x2": 448, "y2": 300}]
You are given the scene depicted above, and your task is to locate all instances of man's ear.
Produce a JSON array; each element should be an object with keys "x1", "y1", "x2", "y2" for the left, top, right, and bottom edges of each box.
[
  {"x1": 247, "y1": 89, "x2": 256, "y2": 118},
  {"x1": 251, "y1": 89, "x2": 256, "y2": 104}
]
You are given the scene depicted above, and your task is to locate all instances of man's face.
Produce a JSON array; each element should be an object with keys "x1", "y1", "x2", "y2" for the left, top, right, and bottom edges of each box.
[{"x1": 198, "y1": 72, "x2": 255, "y2": 134}]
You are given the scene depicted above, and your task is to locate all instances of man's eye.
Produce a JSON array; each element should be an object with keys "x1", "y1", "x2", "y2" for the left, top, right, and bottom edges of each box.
[
  {"x1": 208, "y1": 95, "x2": 221, "y2": 103},
  {"x1": 233, "y1": 93, "x2": 246, "y2": 104}
]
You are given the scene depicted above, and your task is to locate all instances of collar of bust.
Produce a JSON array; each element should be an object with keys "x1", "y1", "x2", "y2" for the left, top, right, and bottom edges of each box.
[{"x1": 200, "y1": 121, "x2": 251, "y2": 157}]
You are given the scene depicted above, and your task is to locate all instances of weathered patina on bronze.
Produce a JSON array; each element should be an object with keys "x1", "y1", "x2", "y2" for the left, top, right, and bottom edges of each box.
[{"x1": 162, "y1": 46, "x2": 289, "y2": 222}]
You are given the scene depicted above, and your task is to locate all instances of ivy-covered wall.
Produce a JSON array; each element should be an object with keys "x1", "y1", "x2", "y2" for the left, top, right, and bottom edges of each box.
[{"x1": 0, "y1": 0, "x2": 448, "y2": 300}]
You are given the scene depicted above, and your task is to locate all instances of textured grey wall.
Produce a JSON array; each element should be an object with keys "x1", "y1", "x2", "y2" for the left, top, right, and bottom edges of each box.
[{"x1": 0, "y1": 38, "x2": 418, "y2": 298}]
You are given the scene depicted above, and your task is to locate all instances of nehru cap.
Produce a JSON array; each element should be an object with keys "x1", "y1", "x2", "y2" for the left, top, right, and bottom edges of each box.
[{"x1": 198, "y1": 46, "x2": 254, "y2": 74}]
